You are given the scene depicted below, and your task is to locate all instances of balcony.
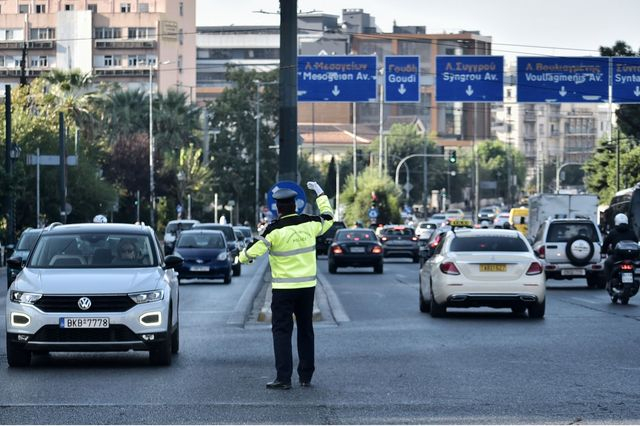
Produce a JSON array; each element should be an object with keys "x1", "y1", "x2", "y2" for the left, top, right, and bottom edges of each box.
[
  {"x1": 95, "y1": 39, "x2": 156, "y2": 49},
  {"x1": 93, "y1": 67, "x2": 150, "y2": 77},
  {"x1": 0, "y1": 69, "x2": 47, "y2": 77},
  {"x1": 0, "y1": 40, "x2": 55, "y2": 49},
  {"x1": 524, "y1": 111, "x2": 537, "y2": 121}
]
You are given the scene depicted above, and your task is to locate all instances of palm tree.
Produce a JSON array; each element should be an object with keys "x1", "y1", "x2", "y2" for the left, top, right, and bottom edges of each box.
[
  {"x1": 154, "y1": 89, "x2": 201, "y2": 155},
  {"x1": 101, "y1": 89, "x2": 149, "y2": 143}
]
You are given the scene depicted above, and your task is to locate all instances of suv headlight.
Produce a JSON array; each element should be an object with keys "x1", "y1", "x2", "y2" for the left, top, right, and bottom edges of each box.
[
  {"x1": 10, "y1": 291, "x2": 42, "y2": 304},
  {"x1": 217, "y1": 252, "x2": 228, "y2": 261},
  {"x1": 129, "y1": 290, "x2": 164, "y2": 304}
]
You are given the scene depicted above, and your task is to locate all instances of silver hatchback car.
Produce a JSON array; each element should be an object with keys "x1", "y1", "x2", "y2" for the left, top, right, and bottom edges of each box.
[{"x1": 5, "y1": 223, "x2": 183, "y2": 367}]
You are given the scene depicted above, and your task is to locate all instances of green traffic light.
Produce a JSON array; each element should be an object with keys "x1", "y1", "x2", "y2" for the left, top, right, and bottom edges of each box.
[{"x1": 449, "y1": 150, "x2": 457, "y2": 164}]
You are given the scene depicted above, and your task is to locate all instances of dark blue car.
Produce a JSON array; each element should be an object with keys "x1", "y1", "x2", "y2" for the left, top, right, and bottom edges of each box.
[{"x1": 173, "y1": 230, "x2": 232, "y2": 284}]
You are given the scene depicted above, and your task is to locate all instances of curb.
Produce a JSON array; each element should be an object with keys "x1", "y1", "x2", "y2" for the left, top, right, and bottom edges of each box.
[
  {"x1": 226, "y1": 256, "x2": 269, "y2": 327},
  {"x1": 317, "y1": 270, "x2": 350, "y2": 324}
]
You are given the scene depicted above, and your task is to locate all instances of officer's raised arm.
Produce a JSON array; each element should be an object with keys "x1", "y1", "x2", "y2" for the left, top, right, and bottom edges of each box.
[{"x1": 306, "y1": 181, "x2": 334, "y2": 236}]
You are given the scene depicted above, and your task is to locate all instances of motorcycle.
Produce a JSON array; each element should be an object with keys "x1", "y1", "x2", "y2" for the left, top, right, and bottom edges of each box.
[{"x1": 606, "y1": 240, "x2": 640, "y2": 305}]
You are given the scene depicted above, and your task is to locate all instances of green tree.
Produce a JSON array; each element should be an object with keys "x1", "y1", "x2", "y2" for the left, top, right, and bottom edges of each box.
[
  {"x1": 154, "y1": 90, "x2": 201, "y2": 156},
  {"x1": 340, "y1": 167, "x2": 401, "y2": 226},
  {"x1": 206, "y1": 68, "x2": 280, "y2": 224}
]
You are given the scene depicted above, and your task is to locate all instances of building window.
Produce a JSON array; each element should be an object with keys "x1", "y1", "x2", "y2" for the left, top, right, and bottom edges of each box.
[
  {"x1": 0, "y1": 57, "x2": 4, "y2": 67},
  {"x1": 179, "y1": 29, "x2": 183, "y2": 45},
  {"x1": 19, "y1": 4, "x2": 29, "y2": 13},
  {"x1": 179, "y1": 2, "x2": 184, "y2": 16},
  {"x1": 30, "y1": 28, "x2": 55, "y2": 40},
  {"x1": 95, "y1": 27, "x2": 122, "y2": 39},
  {"x1": 139, "y1": 3, "x2": 149, "y2": 12},
  {"x1": 35, "y1": 4, "x2": 46, "y2": 13},
  {"x1": 88, "y1": 4, "x2": 97, "y2": 12},
  {"x1": 128, "y1": 56, "x2": 139, "y2": 67},
  {"x1": 120, "y1": 3, "x2": 131, "y2": 13},
  {"x1": 128, "y1": 27, "x2": 155, "y2": 39},
  {"x1": 31, "y1": 56, "x2": 48, "y2": 67},
  {"x1": 64, "y1": 4, "x2": 74, "y2": 10},
  {"x1": 103, "y1": 56, "x2": 113, "y2": 67}
]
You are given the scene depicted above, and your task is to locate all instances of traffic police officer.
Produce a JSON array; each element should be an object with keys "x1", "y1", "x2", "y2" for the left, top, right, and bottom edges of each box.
[{"x1": 239, "y1": 181, "x2": 333, "y2": 389}]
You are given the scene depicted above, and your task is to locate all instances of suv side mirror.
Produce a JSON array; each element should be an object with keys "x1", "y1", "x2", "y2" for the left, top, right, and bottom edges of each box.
[
  {"x1": 164, "y1": 254, "x2": 183, "y2": 270},
  {"x1": 7, "y1": 257, "x2": 23, "y2": 269}
]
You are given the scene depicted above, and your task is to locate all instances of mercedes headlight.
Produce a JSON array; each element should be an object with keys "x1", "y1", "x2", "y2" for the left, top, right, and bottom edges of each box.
[
  {"x1": 10, "y1": 291, "x2": 42, "y2": 304},
  {"x1": 217, "y1": 252, "x2": 228, "y2": 261},
  {"x1": 129, "y1": 290, "x2": 164, "y2": 304}
]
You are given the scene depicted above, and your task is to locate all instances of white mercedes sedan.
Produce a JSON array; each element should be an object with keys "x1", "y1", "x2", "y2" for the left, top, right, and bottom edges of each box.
[{"x1": 419, "y1": 228, "x2": 545, "y2": 318}]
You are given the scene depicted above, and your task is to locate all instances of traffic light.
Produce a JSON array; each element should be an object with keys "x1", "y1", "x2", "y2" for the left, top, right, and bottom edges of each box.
[{"x1": 448, "y1": 150, "x2": 457, "y2": 164}]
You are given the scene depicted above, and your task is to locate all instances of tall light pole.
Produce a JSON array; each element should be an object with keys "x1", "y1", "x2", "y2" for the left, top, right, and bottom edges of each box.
[
  {"x1": 253, "y1": 79, "x2": 277, "y2": 227},
  {"x1": 148, "y1": 60, "x2": 171, "y2": 229}
]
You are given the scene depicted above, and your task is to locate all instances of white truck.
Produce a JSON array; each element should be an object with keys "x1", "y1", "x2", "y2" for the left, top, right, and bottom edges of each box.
[{"x1": 528, "y1": 194, "x2": 599, "y2": 239}]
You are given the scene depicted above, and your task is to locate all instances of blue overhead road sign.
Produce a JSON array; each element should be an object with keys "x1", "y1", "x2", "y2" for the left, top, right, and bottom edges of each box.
[
  {"x1": 436, "y1": 56, "x2": 503, "y2": 102},
  {"x1": 612, "y1": 57, "x2": 640, "y2": 104},
  {"x1": 384, "y1": 56, "x2": 420, "y2": 103},
  {"x1": 298, "y1": 55, "x2": 377, "y2": 102},
  {"x1": 517, "y1": 57, "x2": 609, "y2": 103}
]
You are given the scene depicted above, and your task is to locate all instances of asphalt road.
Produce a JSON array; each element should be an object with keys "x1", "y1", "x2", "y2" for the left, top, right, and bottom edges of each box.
[{"x1": 1, "y1": 258, "x2": 640, "y2": 424}]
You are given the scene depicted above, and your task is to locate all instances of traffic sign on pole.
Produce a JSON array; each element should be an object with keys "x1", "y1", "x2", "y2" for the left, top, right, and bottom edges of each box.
[
  {"x1": 517, "y1": 57, "x2": 609, "y2": 103},
  {"x1": 612, "y1": 57, "x2": 640, "y2": 103},
  {"x1": 297, "y1": 55, "x2": 377, "y2": 102},
  {"x1": 436, "y1": 56, "x2": 503, "y2": 102},
  {"x1": 384, "y1": 55, "x2": 420, "y2": 103}
]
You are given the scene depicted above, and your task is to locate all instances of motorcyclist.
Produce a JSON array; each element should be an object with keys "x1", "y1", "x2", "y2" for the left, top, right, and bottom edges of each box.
[{"x1": 603, "y1": 213, "x2": 638, "y2": 282}]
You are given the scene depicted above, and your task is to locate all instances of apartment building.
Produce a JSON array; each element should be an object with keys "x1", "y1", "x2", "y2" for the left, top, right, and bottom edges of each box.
[
  {"x1": 0, "y1": 0, "x2": 195, "y2": 97},
  {"x1": 196, "y1": 9, "x2": 493, "y2": 158},
  {"x1": 494, "y1": 61, "x2": 610, "y2": 189}
]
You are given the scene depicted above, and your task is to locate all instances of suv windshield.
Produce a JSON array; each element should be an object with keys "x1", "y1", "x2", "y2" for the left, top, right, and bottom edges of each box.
[
  {"x1": 450, "y1": 235, "x2": 529, "y2": 252},
  {"x1": 29, "y1": 233, "x2": 156, "y2": 268},
  {"x1": 547, "y1": 222, "x2": 598, "y2": 243}
]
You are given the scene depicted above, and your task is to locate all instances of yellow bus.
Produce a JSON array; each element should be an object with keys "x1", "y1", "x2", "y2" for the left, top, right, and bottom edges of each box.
[{"x1": 509, "y1": 207, "x2": 529, "y2": 235}]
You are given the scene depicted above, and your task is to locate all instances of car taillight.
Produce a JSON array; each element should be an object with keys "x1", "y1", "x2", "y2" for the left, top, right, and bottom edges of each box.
[
  {"x1": 372, "y1": 245, "x2": 382, "y2": 254},
  {"x1": 331, "y1": 246, "x2": 343, "y2": 255},
  {"x1": 440, "y1": 262, "x2": 460, "y2": 275},
  {"x1": 381, "y1": 237, "x2": 388, "y2": 242},
  {"x1": 430, "y1": 234, "x2": 442, "y2": 248},
  {"x1": 621, "y1": 263, "x2": 633, "y2": 271},
  {"x1": 526, "y1": 262, "x2": 543, "y2": 275},
  {"x1": 537, "y1": 246, "x2": 545, "y2": 259}
]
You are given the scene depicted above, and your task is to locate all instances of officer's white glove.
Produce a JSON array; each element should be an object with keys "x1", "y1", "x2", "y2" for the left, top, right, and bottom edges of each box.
[{"x1": 306, "y1": 181, "x2": 324, "y2": 196}]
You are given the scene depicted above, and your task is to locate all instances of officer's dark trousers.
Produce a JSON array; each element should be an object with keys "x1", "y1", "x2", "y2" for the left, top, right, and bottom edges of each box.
[{"x1": 271, "y1": 286, "x2": 315, "y2": 383}]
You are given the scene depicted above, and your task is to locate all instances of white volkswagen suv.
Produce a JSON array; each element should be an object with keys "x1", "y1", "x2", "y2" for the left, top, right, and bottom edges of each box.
[{"x1": 6, "y1": 223, "x2": 183, "y2": 367}]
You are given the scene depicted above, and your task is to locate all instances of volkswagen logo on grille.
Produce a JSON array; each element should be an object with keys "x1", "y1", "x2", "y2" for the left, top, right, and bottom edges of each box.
[{"x1": 78, "y1": 297, "x2": 92, "y2": 311}]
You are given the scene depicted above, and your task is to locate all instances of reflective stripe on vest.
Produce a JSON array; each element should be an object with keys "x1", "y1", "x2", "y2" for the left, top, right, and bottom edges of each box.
[
  {"x1": 271, "y1": 275, "x2": 317, "y2": 284},
  {"x1": 256, "y1": 236, "x2": 271, "y2": 248},
  {"x1": 270, "y1": 245, "x2": 315, "y2": 257}
]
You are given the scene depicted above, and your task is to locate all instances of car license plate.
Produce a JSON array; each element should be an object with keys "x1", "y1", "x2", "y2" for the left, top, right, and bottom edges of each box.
[
  {"x1": 350, "y1": 247, "x2": 365, "y2": 253},
  {"x1": 59, "y1": 318, "x2": 109, "y2": 328},
  {"x1": 480, "y1": 264, "x2": 506, "y2": 272},
  {"x1": 191, "y1": 266, "x2": 210, "y2": 272},
  {"x1": 622, "y1": 272, "x2": 634, "y2": 283},
  {"x1": 561, "y1": 269, "x2": 586, "y2": 276}
]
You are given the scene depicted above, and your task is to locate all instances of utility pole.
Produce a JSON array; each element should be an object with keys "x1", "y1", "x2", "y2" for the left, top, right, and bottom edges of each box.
[{"x1": 278, "y1": 0, "x2": 297, "y2": 182}]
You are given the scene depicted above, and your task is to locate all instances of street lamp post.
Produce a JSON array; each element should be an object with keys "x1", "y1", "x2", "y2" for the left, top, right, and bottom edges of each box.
[
  {"x1": 253, "y1": 80, "x2": 277, "y2": 227},
  {"x1": 148, "y1": 60, "x2": 171, "y2": 229}
]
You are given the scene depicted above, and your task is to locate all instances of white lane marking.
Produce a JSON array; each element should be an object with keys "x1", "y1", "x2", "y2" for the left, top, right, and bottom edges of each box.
[{"x1": 571, "y1": 297, "x2": 598, "y2": 304}]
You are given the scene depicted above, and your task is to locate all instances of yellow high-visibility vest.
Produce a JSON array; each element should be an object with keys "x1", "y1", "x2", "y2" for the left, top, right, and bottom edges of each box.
[{"x1": 240, "y1": 195, "x2": 334, "y2": 289}]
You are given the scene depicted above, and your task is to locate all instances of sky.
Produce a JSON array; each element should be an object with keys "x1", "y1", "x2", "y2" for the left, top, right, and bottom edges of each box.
[{"x1": 196, "y1": 0, "x2": 640, "y2": 59}]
